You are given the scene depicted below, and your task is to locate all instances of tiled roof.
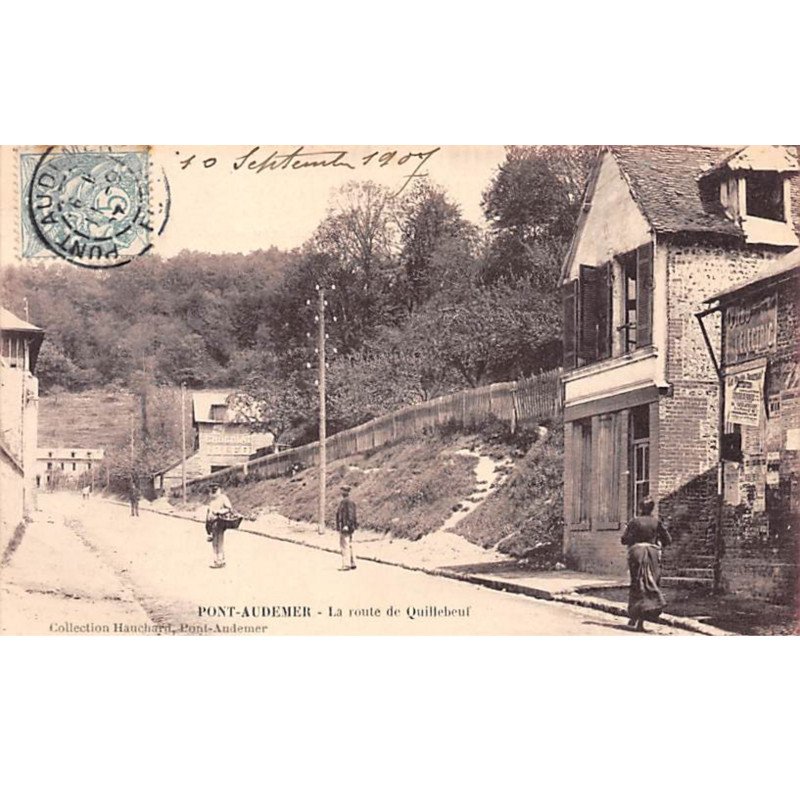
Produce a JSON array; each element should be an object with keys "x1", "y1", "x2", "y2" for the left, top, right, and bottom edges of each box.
[{"x1": 610, "y1": 146, "x2": 744, "y2": 237}]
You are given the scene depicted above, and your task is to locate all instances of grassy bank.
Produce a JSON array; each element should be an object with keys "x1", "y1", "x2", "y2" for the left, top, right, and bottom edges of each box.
[
  {"x1": 222, "y1": 431, "x2": 480, "y2": 541},
  {"x1": 455, "y1": 423, "x2": 564, "y2": 562}
]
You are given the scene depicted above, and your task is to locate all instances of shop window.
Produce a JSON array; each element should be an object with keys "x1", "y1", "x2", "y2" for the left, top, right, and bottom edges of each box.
[
  {"x1": 571, "y1": 419, "x2": 593, "y2": 526},
  {"x1": 746, "y1": 172, "x2": 784, "y2": 221},
  {"x1": 630, "y1": 405, "x2": 650, "y2": 516}
]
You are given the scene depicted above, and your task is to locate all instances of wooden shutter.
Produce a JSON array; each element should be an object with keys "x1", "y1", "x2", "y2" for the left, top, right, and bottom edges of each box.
[
  {"x1": 597, "y1": 412, "x2": 621, "y2": 529},
  {"x1": 597, "y1": 262, "x2": 613, "y2": 361},
  {"x1": 562, "y1": 279, "x2": 578, "y2": 369},
  {"x1": 636, "y1": 243, "x2": 653, "y2": 347},
  {"x1": 579, "y1": 265, "x2": 602, "y2": 363}
]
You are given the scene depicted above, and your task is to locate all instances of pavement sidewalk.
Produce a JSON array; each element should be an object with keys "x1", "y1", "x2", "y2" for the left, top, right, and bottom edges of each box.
[{"x1": 132, "y1": 498, "x2": 731, "y2": 636}]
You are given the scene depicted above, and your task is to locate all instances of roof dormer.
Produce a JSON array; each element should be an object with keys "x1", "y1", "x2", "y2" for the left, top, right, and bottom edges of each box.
[{"x1": 703, "y1": 145, "x2": 799, "y2": 246}]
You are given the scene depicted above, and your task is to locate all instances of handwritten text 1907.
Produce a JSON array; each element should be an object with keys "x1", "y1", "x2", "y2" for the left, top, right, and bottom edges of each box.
[{"x1": 176, "y1": 145, "x2": 441, "y2": 196}]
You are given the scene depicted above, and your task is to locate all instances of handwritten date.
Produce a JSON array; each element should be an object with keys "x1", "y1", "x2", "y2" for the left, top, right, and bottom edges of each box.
[{"x1": 176, "y1": 146, "x2": 440, "y2": 195}]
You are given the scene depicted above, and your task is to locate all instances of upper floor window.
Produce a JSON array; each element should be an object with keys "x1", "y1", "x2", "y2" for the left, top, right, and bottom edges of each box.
[
  {"x1": 1, "y1": 333, "x2": 27, "y2": 369},
  {"x1": 563, "y1": 243, "x2": 653, "y2": 369},
  {"x1": 745, "y1": 172, "x2": 784, "y2": 221}
]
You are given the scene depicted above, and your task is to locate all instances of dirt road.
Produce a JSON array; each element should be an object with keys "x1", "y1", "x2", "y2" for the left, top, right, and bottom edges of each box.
[{"x1": 1, "y1": 493, "x2": 687, "y2": 635}]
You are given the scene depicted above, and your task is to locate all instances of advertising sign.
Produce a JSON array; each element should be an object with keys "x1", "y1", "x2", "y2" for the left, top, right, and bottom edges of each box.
[
  {"x1": 724, "y1": 294, "x2": 777, "y2": 366},
  {"x1": 725, "y1": 365, "x2": 766, "y2": 427}
]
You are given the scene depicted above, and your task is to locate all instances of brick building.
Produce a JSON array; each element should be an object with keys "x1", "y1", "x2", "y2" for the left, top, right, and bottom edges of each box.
[
  {"x1": 155, "y1": 391, "x2": 273, "y2": 492},
  {"x1": 0, "y1": 307, "x2": 43, "y2": 552},
  {"x1": 560, "y1": 146, "x2": 800, "y2": 581},
  {"x1": 701, "y1": 249, "x2": 799, "y2": 602}
]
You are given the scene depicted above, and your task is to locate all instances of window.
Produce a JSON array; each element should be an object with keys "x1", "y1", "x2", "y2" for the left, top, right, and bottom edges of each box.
[
  {"x1": 564, "y1": 243, "x2": 652, "y2": 369},
  {"x1": 60, "y1": 462, "x2": 65, "y2": 470},
  {"x1": 46, "y1": 462, "x2": 52, "y2": 471},
  {"x1": 630, "y1": 405, "x2": 650, "y2": 516},
  {"x1": 746, "y1": 172, "x2": 784, "y2": 221},
  {"x1": 71, "y1": 451, "x2": 76, "y2": 458},
  {"x1": 622, "y1": 255, "x2": 638, "y2": 352},
  {"x1": 571, "y1": 419, "x2": 593, "y2": 525},
  {"x1": 72, "y1": 463, "x2": 76, "y2": 471},
  {"x1": 1, "y1": 333, "x2": 26, "y2": 369},
  {"x1": 210, "y1": 405, "x2": 227, "y2": 422},
  {"x1": 617, "y1": 245, "x2": 653, "y2": 354}
]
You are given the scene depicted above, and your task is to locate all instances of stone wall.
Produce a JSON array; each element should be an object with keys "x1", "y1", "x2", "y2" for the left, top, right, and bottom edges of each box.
[
  {"x1": 718, "y1": 274, "x2": 799, "y2": 603},
  {"x1": 657, "y1": 240, "x2": 786, "y2": 572}
]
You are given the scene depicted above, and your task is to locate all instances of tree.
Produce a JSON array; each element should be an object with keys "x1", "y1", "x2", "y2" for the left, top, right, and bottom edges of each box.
[
  {"x1": 481, "y1": 146, "x2": 595, "y2": 286},
  {"x1": 394, "y1": 181, "x2": 479, "y2": 310}
]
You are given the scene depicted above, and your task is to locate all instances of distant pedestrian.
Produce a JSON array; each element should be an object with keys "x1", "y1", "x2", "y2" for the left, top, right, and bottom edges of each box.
[
  {"x1": 129, "y1": 478, "x2": 141, "y2": 517},
  {"x1": 621, "y1": 496, "x2": 672, "y2": 632},
  {"x1": 81, "y1": 485, "x2": 91, "y2": 502},
  {"x1": 335, "y1": 485, "x2": 358, "y2": 571},
  {"x1": 206, "y1": 483, "x2": 233, "y2": 569}
]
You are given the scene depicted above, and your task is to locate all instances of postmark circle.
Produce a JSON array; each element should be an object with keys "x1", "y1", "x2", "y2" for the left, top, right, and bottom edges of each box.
[{"x1": 28, "y1": 148, "x2": 165, "y2": 269}]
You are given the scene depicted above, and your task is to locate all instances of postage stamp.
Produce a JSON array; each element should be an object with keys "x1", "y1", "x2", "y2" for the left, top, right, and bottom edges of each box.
[{"x1": 19, "y1": 146, "x2": 169, "y2": 269}]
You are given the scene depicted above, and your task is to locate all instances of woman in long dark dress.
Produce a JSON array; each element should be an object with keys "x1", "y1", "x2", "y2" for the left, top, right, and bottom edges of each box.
[{"x1": 621, "y1": 496, "x2": 671, "y2": 632}]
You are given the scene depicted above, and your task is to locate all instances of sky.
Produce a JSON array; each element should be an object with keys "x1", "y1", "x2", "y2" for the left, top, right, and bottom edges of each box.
[{"x1": 1, "y1": 145, "x2": 507, "y2": 263}]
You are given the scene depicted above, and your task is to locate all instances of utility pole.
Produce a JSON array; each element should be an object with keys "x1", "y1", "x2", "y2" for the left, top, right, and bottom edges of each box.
[
  {"x1": 181, "y1": 381, "x2": 187, "y2": 504},
  {"x1": 317, "y1": 285, "x2": 326, "y2": 535},
  {"x1": 130, "y1": 411, "x2": 135, "y2": 486}
]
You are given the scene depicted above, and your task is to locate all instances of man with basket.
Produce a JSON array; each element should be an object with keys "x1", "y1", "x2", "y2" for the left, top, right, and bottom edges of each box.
[{"x1": 205, "y1": 483, "x2": 242, "y2": 569}]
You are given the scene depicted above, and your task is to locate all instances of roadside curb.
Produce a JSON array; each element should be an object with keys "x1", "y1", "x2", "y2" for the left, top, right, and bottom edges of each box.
[{"x1": 109, "y1": 500, "x2": 732, "y2": 636}]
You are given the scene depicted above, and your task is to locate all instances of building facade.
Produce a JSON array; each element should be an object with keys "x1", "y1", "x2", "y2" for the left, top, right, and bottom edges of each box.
[
  {"x1": 561, "y1": 146, "x2": 800, "y2": 580},
  {"x1": 702, "y1": 251, "x2": 800, "y2": 602},
  {"x1": 0, "y1": 308, "x2": 43, "y2": 551},
  {"x1": 35, "y1": 447, "x2": 105, "y2": 489},
  {"x1": 155, "y1": 391, "x2": 273, "y2": 492}
]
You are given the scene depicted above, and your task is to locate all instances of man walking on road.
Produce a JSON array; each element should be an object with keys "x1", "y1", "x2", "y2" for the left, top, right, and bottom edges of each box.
[
  {"x1": 336, "y1": 485, "x2": 358, "y2": 571},
  {"x1": 129, "y1": 478, "x2": 140, "y2": 517}
]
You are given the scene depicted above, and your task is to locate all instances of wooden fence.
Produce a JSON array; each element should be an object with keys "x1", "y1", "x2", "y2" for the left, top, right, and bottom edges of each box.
[{"x1": 180, "y1": 367, "x2": 562, "y2": 495}]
